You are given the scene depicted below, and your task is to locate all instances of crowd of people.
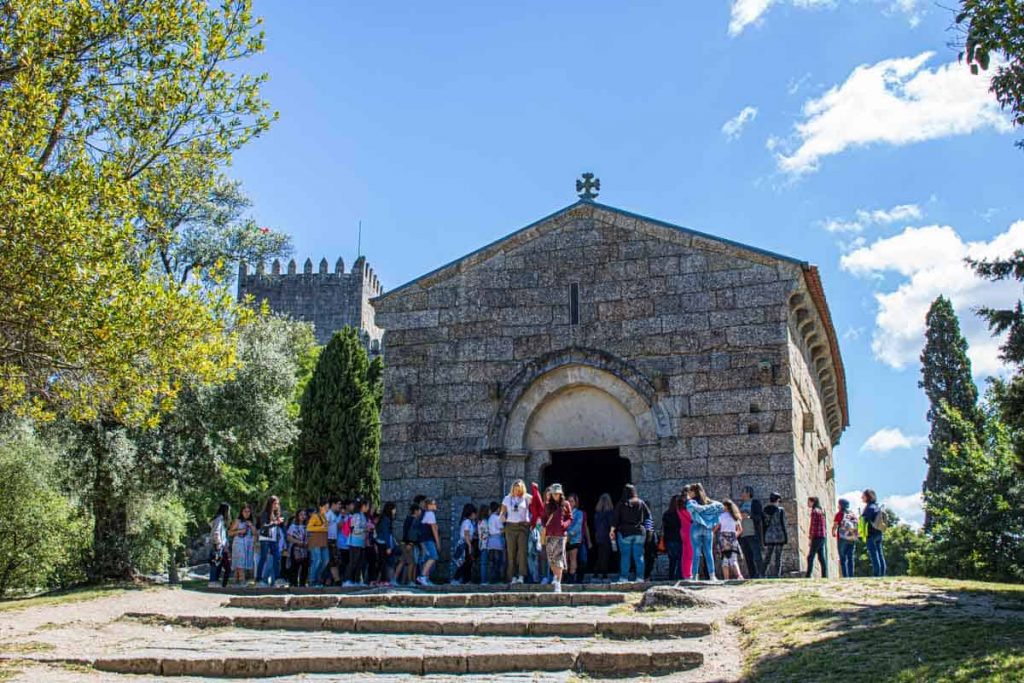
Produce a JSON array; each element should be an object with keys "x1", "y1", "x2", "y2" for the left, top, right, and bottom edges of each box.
[{"x1": 207, "y1": 482, "x2": 889, "y2": 589}]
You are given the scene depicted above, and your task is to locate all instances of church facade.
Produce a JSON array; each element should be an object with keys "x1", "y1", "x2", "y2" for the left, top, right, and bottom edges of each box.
[{"x1": 373, "y1": 196, "x2": 847, "y2": 575}]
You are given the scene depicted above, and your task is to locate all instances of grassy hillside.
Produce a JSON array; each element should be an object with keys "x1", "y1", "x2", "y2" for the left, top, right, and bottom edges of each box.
[{"x1": 733, "y1": 578, "x2": 1024, "y2": 682}]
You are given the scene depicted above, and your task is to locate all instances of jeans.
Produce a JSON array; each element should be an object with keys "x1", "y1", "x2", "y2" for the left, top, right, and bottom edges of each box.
[
  {"x1": 805, "y1": 537, "x2": 827, "y2": 578},
  {"x1": 209, "y1": 546, "x2": 224, "y2": 583},
  {"x1": 258, "y1": 540, "x2": 281, "y2": 584},
  {"x1": 867, "y1": 534, "x2": 886, "y2": 577},
  {"x1": 691, "y1": 526, "x2": 715, "y2": 579},
  {"x1": 489, "y1": 548, "x2": 505, "y2": 582},
  {"x1": 837, "y1": 538, "x2": 856, "y2": 578},
  {"x1": 739, "y1": 536, "x2": 764, "y2": 578},
  {"x1": 618, "y1": 533, "x2": 645, "y2": 580},
  {"x1": 480, "y1": 548, "x2": 490, "y2": 583},
  {"x1": 665, "y1": 540, "x2": 682, "y2": 581},
  {"x1": 308, "y1": 546, "x2": 329, "y2": 586},
  {"x1": 764, "y1": 544, "x2": 784, "y2": 577}
]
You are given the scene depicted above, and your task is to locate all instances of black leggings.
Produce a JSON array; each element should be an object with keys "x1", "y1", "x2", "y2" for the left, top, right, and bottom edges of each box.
[
  {"x1": 346, "y1": 546, "x2": 365, "y2": 583},
  {"x1": 805, "y1": 537, "x2": 827, "y2": 578}
]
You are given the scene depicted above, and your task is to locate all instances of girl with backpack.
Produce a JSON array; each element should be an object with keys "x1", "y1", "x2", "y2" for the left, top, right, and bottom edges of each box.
[
  {"x1": 861, "y1": 489, "x2": 887, "y2": 577},
  {"x1": 832, "y1": 498, "x2": 858, "y2": 578},
  {"x1": 805, "y1": 497, "x2": 828, "y2": 578},
  {"x1": 762, "y1": 493, "x2": 788, "y2": 578}
]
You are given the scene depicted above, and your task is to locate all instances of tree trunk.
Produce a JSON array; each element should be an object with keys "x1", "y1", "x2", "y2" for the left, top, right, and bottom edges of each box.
[{"x1": 87, "y1": 423, "x2": 133, "y2": 581}]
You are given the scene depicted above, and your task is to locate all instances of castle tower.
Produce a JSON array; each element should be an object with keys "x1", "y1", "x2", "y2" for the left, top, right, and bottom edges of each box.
[{"x1": 237, "y1": 256, "x2": 384, "y2": 352}]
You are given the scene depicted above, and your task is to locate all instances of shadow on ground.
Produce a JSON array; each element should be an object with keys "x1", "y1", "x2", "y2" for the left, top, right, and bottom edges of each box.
[{"x1": 732, "y1": 579, "x2": 1024, "y2": 682}]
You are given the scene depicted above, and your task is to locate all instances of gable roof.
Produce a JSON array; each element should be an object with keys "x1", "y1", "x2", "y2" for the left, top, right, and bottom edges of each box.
[
  {"x1": 372, "y1": 199, "x2": 849, "y2": 435},
  {"x1": 374, "y1": 199, "x2": 807, "y2": 302}
]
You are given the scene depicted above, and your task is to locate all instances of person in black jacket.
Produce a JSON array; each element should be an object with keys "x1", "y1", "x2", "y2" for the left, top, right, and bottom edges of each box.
[
  {"x1": 738, "y1": 485, "x2": 765, "y2": 579},
  {"x1": 762, "y1": 492, "x2": 788, "y2": 578},
  {"x1": 662, "y1": 497, "x2": 683, "y2": 581},
  {"x1": 610, "y1": 484, "x2": 652, "y2": 583}
]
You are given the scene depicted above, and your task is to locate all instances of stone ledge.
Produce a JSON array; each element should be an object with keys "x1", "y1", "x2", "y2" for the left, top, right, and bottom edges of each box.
[
  {"x1": 55, "y1": 646, "x2": 704, "y2": 677},
  {"x1": 124, "y1": 612, "x2": 711, "y2": 639}
]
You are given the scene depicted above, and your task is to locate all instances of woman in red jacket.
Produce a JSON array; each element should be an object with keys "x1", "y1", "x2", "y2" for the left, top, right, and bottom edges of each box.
[
  {"x1": 542, "y1": 483, "x2": 572, "y2": 593},
  {"x1": 676, "y1": 492, "x2": 694, "y2": 580}
]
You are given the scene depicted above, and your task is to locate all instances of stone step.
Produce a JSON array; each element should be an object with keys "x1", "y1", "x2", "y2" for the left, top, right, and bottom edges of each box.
[
  {"x1": 227, "y1": 591, "x2": 628, "y2": 610},
  {"x1": 201, "y1": 579, "x2": 673, "y2": 595},
  {"x1": 127, "y1": 612, "x2": 711, "y2": 639},
  {"x1": 38, "y1": 646, "x2": 703, "y2": 677}
]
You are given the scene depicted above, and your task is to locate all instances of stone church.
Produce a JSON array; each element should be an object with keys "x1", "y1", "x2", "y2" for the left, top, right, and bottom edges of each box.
[{"x1": 372, "y1": 187, "x2": 846, "y2": 575}]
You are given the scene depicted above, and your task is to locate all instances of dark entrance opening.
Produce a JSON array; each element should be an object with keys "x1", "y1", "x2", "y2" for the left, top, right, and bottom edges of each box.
[{"x1": 542, "y1": 448, "x2": 632, "y2": 563}]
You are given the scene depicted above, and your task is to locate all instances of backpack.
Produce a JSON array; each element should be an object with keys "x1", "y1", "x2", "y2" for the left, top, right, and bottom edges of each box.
[
  {"x1": 871, "y1": 506, "x2": 889, "y2": 532},
  {"x1": 839, "y1": 512, "x2": 859, "y2": 542},
  {"x1": 764, "y1": 508, "x2": 786, "y2": 545}
]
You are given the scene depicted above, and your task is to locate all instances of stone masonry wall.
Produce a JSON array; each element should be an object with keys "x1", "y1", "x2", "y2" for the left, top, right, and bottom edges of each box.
[
  {"x1": 238, "y1": 255, "x2": 384, "y2": 348},
  {"x1": 374, "y1": 203, "x2": 840, "y2": 574}
]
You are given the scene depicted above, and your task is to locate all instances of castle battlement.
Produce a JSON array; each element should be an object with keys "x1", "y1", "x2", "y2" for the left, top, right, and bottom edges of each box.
[{"x1": 238, "y1": 255, "x2": 383, "y2": 349}]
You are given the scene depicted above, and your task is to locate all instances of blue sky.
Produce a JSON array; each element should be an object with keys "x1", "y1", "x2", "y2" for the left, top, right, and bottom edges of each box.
[{"x1": 231, "y1": 0, "x2": 1024, "y2": 525}]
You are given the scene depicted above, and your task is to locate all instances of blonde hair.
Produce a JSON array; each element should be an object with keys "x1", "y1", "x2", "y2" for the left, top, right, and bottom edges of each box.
[
  {"x1": 723, "y1": 499, "x2": 742, "y2": 522},
  {"x1": 509, "y1": 479, "x2": 526, "y2": 497}
]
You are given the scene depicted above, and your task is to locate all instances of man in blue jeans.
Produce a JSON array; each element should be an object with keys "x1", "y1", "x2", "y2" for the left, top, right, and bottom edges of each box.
[{"x1": 610, "y1": 484, "x2": 652, "y2": 582}]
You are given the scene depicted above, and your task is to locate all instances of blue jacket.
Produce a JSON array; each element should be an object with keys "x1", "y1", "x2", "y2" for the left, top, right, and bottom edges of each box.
[{"x1": 686, "y1": 499, "x2": 724, "y2": 530}]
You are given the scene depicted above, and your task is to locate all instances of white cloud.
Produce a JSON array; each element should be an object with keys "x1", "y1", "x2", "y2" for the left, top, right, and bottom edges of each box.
[
  {"x1": 722, "y1": 106, "x2": 759, "y2": 140},
  {"x1": 776, "y1": 52, "x2": 1011, "y2": 175},
  {"x1": 729, "y1": 0, "x2": 923, "y2": 37},
  {"x1": 729, "y1": 0, "x2": 775, "y2": 36},
  {"x1": 861, "y1": 427, "x2": 927, "y2": 452},
  {"x1": 841, "y1": 220, "x2": 1024, "y2": 375},
  {"x1": 821, "y1": 202, "x2": 923, "y2": 234},
  {"x1": 882, "y1": 491, "x2": 924, "y2": 528}
]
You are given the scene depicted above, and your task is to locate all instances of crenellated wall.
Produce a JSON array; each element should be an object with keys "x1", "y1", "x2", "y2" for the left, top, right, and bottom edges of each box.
[{"x1": 237, "y1": 255, "x2": 384, "y2": 350}]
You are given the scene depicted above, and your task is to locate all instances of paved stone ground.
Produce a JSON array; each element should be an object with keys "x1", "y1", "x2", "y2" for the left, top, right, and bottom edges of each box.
[{"x1": 0, "y1": 583, "x2": 776, "y2": 682}]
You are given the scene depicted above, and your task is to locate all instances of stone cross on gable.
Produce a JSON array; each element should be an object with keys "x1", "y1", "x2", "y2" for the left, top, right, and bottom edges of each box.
[{"x1": 576, "y1": 172, "x2": 600, "y2": 200}]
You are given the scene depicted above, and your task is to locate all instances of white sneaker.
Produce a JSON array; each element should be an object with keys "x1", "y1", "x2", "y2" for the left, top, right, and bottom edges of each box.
[
  {"x1": 450, "y1": 579, "x2": 462, "y2": 585},
  {"x1": 552, "y1": 581, "x2": 562, "y2": 593}
]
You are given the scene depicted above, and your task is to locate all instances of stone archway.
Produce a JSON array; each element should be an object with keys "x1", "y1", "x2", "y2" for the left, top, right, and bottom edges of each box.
[{"x1": 486, "y1": 347, "x2": 672, "y2": 491}]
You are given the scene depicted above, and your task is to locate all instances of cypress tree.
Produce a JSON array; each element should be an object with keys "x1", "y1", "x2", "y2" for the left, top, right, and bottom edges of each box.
[
  {"x1": 919, "y1": 296, "x2": 981, "y2": 527},
  {"x1": 293, "y1": 328, "x2": 382, "y2": 505}
]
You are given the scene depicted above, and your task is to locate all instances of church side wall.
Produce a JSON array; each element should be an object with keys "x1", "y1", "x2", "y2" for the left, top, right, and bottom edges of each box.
[
  {"x1": 786, "y1": 311, "x2": 840, "y2": 577},
  {"x1": 375, "y1": 205, "x2": 817, "y2": 574}
]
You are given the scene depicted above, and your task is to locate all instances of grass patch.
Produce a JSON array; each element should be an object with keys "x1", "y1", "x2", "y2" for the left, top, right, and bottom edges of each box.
[
  {"x1": 0, "y1": 584, "x2": 140, "y2": 613},
  {"x1": 0, "y1": 642, "x2": 54, "y2": 655},
  {"x1": 732, "y1": 578, "x2": 1024, "y2": 682}
]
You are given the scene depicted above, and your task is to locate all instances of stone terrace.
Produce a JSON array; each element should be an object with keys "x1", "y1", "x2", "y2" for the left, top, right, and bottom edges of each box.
[{"x1": 0, "y1": 583, "x2": 741, "y2": 681}]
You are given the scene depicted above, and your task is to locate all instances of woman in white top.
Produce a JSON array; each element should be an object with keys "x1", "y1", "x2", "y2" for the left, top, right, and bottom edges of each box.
[
  {"x1": 718, "y1": 499, "x2": 745, "y2": 580},
  {"x1": 500, "y1": 479, "x2": 533, "y2": 584}
]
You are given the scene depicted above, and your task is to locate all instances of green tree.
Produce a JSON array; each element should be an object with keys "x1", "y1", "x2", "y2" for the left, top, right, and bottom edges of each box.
[
  {"x1": 969, "y1": 254, "x2": 1024, "y2": 467},
  {"x1": 919, "y1": 296, "x2": 982, "y2": 526},
  {"x1": 0, "y1": 420, "x2": 89, "y2": 597},
  {"x1": 294, "y1": 328, "x2": 382, "y2": 506},
  {"x1": 851, "y1": 509, "x2": 929, "y2": 577},
  {"x1": 918, "y1": 402, "x2": 1024, "y2": 582},
  {"x1": 0, "y1": 0, "x2": 275, "y2": 425},
  {"x1": 957, "y1": 0, "x2": 1024, "y2": 149}
]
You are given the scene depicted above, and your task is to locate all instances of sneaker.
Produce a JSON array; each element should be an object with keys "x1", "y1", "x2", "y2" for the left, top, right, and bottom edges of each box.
[
  {"x1": 541, "y1": 576, "x2": 551, "y2": 585},
  {"x1": 207, "y1": 581, "x2": 219, "y2": 588},
  {"x1": 342, "y1": 581, "x2": 356, "y2": 587},
  {"x1": 450, "y1": 579, "x2": 462, "y2": 585},
  {"x1": 552, "y1": 581, "x2": 562, "y2": 593},
  {"x1": 416, "y1": 576, "x2": 429, "y2": 586}
]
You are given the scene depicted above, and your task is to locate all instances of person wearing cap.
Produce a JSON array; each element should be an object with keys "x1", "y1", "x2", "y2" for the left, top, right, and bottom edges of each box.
[
  {"x1": 762, "y1": 492, "x2": 788, "y2": 578},
  {"x1": 543, "y1": 483, "x2": 572, "y2": 592}
]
